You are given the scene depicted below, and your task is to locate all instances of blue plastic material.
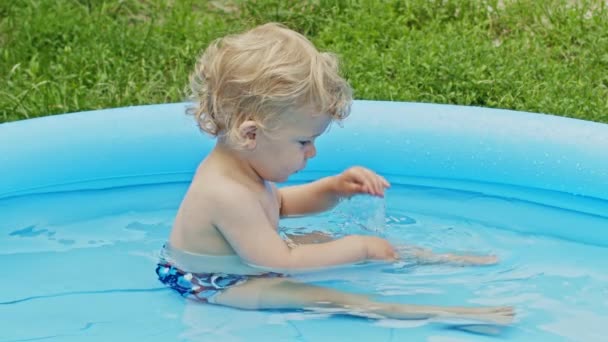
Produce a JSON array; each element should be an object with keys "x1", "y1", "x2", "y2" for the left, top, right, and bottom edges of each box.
[{"x1": 1, "y1": 100, "x2": 607, "y2": 223}]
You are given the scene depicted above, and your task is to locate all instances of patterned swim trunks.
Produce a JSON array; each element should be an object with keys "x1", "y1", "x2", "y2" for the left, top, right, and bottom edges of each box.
[{"x1": 156, "y1": 259, "x2": 283, "y2": 304}]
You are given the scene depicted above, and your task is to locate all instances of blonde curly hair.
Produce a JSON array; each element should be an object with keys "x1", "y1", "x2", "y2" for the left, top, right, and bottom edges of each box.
[{"x1": 186, "y1": 22, "x2": 353, "y2": 145}]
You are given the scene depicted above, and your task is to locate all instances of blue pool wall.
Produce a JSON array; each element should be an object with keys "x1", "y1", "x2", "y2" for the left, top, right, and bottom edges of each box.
[{"x1": 1, "y1": 100, "x2": 607, "y2": 244}]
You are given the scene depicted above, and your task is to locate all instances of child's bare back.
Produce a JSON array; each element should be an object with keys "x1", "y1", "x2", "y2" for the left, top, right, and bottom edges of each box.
[
  {"x1": 169, "y1": 152, "x2": 281, "y2": 260},
  {"x1": 155, "y1": 22, "x2": 514, "y2": 326}
]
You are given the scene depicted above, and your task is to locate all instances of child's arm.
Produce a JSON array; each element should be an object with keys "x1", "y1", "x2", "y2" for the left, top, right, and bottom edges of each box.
[
  {"x1": 283, "y1": 230, "x2": 334, "y2": 245},
  {"x1": 212, "y1": 184, "x2": 398, "y2": 271},
  {"x1": 278, "y1": 176, "x2": 339, "y2": 216},
  {"x1": 279, "y1": 166, "x2": 390, "y2": 217}
]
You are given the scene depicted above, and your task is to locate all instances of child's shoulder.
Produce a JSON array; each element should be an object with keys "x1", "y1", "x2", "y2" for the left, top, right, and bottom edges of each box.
[{"x1": 189, "y1": 168, "x2": 263, "y2": 207}]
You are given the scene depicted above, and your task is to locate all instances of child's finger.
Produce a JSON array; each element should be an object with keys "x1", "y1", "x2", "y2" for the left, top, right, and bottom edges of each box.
[
  {"x1": 356, "y1": 169, "x2": 385, "y2": 196},
  {"x1": 375, "y1": 177, "x2": 384, "y2": 196},
  {"x1": 374, "y1": 176, "x2": 384, "y2": 196},
  {"x1": 380, "y1": 176, "x2": 390, "y2": 188},
  {"x1": 362, "y1": 184, "x2": 372, "y2": 195},
  {"x1": 362, "y1": 170, "x2": 379, "y2": 195},
  {"x1": 347, "y1": 182, "x2": 364, "y2": 194},
  {"x1": 371, "y1": 172, "x2": 383, "y2": 196},
  {"x1": 370, "y1": 178, "x2": 381, "y2": 196}
]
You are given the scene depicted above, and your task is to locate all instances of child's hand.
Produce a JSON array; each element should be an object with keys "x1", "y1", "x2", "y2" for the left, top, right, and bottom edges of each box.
[
  {"x1": 361, "y1": 236, "x2": 399, "y2": 261},
  {"x1": 333, "y1": 166, "x2": 390, "y2": 198}
]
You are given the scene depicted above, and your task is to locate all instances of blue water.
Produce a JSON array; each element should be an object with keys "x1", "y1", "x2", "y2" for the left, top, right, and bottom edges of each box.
[{"x1": 1, "y1": 176, "x2": 607, "y2": 341}]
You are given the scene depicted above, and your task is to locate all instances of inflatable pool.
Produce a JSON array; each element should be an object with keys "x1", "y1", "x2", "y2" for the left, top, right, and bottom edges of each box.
[{"x1": 1, "y1": 101, "x2": 607, "y2": 341}]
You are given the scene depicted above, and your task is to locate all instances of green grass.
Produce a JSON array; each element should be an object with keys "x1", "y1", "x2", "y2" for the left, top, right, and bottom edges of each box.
[{"x1": 1, "y1": 0, "x2": 607, "y2": 123}]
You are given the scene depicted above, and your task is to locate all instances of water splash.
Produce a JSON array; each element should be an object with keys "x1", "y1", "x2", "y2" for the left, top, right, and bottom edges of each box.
[{"x1": 334, "y1": 195, "x2": 387, "y2": 236}]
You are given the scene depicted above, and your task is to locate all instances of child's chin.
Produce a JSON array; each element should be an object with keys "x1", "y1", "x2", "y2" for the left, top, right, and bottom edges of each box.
[
  {"x1": 269, "y1": 174, "x2": 290, "y2": 183},
  {"x1": 273, "y1": 169, "x2": 300, "y2": 182}
]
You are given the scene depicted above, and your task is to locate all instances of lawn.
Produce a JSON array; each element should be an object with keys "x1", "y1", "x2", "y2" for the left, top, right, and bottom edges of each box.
[{"x1": 1, "y1": 0, "x2": 607, "y2": 123}]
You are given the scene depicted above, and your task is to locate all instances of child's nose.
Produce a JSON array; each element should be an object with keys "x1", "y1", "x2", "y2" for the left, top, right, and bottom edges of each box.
[{"x1": 306, "y1": 144, "x2": 316, "y2": 159}]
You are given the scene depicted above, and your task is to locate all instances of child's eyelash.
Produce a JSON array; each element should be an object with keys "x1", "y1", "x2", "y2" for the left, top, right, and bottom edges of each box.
[{"x1": 298, "y1": 140, "x2": 311, "y2": 146}]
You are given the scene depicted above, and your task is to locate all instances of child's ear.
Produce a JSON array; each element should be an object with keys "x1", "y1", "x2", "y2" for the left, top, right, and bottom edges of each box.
[{"x1": 238, "y1": 120, "x2": 258, "y2": 149}]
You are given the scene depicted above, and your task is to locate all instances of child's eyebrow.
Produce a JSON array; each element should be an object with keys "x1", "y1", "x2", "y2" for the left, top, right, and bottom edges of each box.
[{"x1": 301, "y1": 132, "x2": 323, "y2": 139}]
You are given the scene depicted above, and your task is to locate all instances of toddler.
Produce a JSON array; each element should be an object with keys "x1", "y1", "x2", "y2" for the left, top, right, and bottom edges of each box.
[{"x1": 156, "y1": 23, "x2": 514, "y2": 324}]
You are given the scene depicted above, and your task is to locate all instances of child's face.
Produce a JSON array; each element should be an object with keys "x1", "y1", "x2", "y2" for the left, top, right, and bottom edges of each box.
[{"x1": 249, "y1": 109, "x2": 331, "y2": 183}]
